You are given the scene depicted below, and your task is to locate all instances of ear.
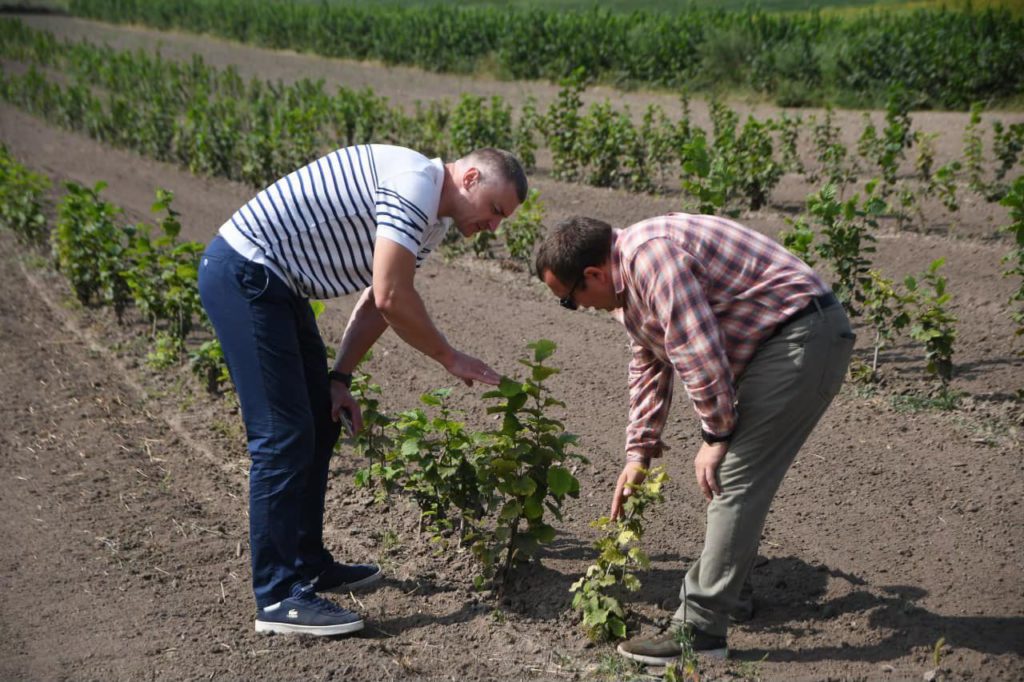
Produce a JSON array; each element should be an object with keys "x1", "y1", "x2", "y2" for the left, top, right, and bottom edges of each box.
[
  {"x1": 584, "y1": 263, "x2": 612, "y2": 284},
  {"x1": 462, "y1": 167, "x2": 481, "y2": 190}
]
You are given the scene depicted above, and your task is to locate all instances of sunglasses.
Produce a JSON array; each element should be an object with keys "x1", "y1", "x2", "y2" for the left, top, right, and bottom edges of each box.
[{"x1": 559, "y1": 274, "x2": 584, "y2": 311}]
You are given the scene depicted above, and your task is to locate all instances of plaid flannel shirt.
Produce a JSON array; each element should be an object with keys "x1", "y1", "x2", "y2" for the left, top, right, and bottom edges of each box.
[{"x1": 611, "y1": 214, "x2": 828, "y2": 463}]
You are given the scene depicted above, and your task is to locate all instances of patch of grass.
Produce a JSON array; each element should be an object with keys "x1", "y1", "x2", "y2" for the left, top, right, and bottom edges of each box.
[
  {"x1": 732, "y1": 653, "x2": 770, "y2": 681},
  {"x1": 890, "y1": 389, "x2": 963, "y2": 412},
  {"x1": 209, "y1": 418, "x2": 242, "y2": 441},
  {"x1": 587, "y1": 652, "x2": 646, "y2": 681},
  {"x1": 372, "y1": 527, "x2": 402, "y2": 573}
]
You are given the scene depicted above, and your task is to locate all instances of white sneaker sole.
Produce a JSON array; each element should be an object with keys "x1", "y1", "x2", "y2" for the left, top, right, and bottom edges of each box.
[
  {"x1": 255, "y1": 619, "x2": 364, "y2": 636},
  {"x1": 320, "y1": 567, "x2": 383, "y2": 593},
  {"x1": 616, "y1": 643, "x2": 728, "y2": 665}
]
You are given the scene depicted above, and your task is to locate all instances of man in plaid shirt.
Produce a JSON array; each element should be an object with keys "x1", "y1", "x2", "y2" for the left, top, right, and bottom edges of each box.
[{"x1": 535, "y1": 213, "x2": 855, "y2": 663}]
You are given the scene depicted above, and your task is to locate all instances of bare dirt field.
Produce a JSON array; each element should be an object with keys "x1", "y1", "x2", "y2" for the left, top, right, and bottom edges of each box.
[{"x1": 1, "y1": 13, "x2": 1022, "y2": 682}]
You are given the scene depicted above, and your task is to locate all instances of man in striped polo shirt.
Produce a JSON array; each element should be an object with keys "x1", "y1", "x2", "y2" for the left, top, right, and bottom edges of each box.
[
  {"x1": 535, "y1": 213, "x2": 855, "y2": 662},
  {"x1": 198, "y1": 145, "x2": 527, "y2": 636}
]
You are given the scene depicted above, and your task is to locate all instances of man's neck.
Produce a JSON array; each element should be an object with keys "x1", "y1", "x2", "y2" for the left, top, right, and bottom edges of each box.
[{"x1": 437, "y1": 162, "x2": 457, "y2": 218}]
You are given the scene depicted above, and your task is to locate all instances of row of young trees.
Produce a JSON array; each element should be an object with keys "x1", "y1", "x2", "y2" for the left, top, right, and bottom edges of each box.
[
  {"x1": 781, "y1": 174, "x2": 1024, "y2": 387},
  {"x1": 4, "y1": 97, "x2": 1023, "y2": 653},
  {"x1": 67, "y1": 0, "x2": 1024, "y2": 110},
  {"x1": 2, "y1": 18, "x2": 1021, "y2": 222},
  {"x1": 0, "y1": 144, "x2": 224, "y2": 383}
]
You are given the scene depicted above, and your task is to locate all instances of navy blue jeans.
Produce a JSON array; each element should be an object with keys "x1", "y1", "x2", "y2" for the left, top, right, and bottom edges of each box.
[{"x1": 198, "y1": 236, "x2": 340, "y2": 607}]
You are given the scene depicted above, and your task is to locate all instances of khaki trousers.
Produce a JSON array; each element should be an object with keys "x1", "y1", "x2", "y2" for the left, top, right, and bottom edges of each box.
[{"x1": 672, "y1": 302, "x2": 855, "y2": 637}]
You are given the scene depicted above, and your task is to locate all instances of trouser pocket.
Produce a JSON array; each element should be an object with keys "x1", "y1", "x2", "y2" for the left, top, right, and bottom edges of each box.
[{"x1": 817, "y1": 324, "x2": 855, "y2": 400}]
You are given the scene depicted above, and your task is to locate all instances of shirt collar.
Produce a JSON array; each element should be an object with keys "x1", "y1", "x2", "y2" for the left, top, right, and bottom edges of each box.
[{"x1": 611, "y1": 228, "x2": 625, "y2": 297}]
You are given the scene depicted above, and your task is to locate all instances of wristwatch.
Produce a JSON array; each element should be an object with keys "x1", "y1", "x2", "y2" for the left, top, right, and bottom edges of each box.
[
  {"x1": 701, "y1": 428, "x2": 731, "y2": 445},
  {"x1": 328, "y1": 370, "x2": 352, "y2": 388}
]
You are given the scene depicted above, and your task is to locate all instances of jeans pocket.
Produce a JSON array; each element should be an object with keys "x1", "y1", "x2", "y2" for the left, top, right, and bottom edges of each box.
[
  {"x1": 238, "y1": 260, "x2": 271, "y2": 302},
  {"x1": 817, "y1": 331, "x2": 856, "y2": 400}
]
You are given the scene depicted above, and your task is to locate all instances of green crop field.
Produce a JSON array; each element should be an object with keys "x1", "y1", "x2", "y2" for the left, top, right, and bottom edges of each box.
[
  {"x1": 6, "y1": 0, "x2": 1022, "y2": 15},
  {"x1": 301, "y1": 0, "x2": 1021, "y2": 16}
]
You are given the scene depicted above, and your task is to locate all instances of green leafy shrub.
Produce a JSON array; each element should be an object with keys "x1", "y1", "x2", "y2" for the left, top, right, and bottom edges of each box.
[
  {"x1": 807, "y1": 107, "x2": 856, "y2": 197},
  {"x1": 805, "y1": 181, "x2": 885, "y2": 316},
  {"x1": 778, "y1": 218, "x2": 817, "y2": 268},
  {"x1": 388, "y1": 388, "x2": 488, "y2": 541},
  {"x1": 679, "y1": 131, "x2": 733, "y2": 217},
  {"x1": 512, "y1": 96, "x2": 540, "y2": 173},
  {"x1": 189, "y1": 339, "x2": 231, "y2": 394},
  {"x1": 962, "y1": 102, "x2": 986, "y2": 196},
  {"x1": 352, "y1": 340, "x2": 584, "y2": 591},
  {"x1": 0, "y1": 144, "x2": 50, "y2": 246},
  {"x1": 570, "y1": 467, "x2": 667, "y2": 642},
  {"x1": 861, "y1": 270, "x2": 911, "y2": 379},
  {"x1": 544, "y1": 69, "x2": 587, "y2": 182},
  {"x1": 992, "y1": 121, "x2": 1024, "y2": 183},
  {"x1": 579, "y1": 101, "x2": 637, "y2": 189},
  {"x1": 904, "y1": 258, "x2": 957, "y2": 382},
  {"x1": 350, "y1": 353, "x2": 398, "y2": 497},
  {"x1": 999, "y1": 176, "x2": 1024, "y2": 348},
  {"x1": 123, "y1": 189, "x2": 204, "y2": 342},
  {"x1": 498, "y1": 188, "x2": 545, "y2": 268},
  {"x1": 473, "y1": 340, "x2": 585, "y2": 589},
  {"x1": 53, "y1": 180, "x2": 131, "y2": 317},
  {"x1": 449, "y1": 94, "x2": 514, "y2": 156}
]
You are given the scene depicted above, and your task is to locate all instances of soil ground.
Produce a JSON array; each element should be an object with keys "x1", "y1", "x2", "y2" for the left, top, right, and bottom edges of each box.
[{"x1": 1, "y1": 13, "x2": 1022, "y2": 682}]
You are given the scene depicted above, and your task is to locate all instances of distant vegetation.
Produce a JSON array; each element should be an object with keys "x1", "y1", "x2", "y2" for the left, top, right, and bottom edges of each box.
[
  {"x1": 293, "y1": 0, "x2": 1023, "y2": 15},
  {"x1": 65, "y1": 0, "x2": 1023, "y2": 110}
]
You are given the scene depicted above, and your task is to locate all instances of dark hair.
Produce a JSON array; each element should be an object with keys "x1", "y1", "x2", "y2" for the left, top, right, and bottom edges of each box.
[
  {"x1": 466, "y1": 148, "x2": 528, "y2": 203},
  {"x1": 534, "y1": 215, "x2": 613, "y2": 285}
]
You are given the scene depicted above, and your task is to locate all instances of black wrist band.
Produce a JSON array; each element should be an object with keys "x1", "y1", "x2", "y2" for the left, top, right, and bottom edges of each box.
[
  {"x1": 328, "y1": 370, "x2": 352, "y2": 388},
  {"x1": 701, "y1": 428, "x2": 731, "y2": 445}
]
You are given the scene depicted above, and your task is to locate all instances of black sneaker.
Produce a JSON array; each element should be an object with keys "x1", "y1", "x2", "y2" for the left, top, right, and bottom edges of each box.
[
  {"x1": 309, "y1": 562, "x2": 383, "y2": 593},
  {"x1": 255, "y1": 583, "x2": 364, "y2": 636},
  {"x1": 616, "y1": 625, "x2": 728, "y2": 665}
]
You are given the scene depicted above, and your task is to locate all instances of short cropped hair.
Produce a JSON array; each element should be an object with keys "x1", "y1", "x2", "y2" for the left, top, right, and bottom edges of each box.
[
  {"x1": 465, "y1": 148, "x2": 528, "y2": 203},
  {"x1": 534, "y1": 215, "x2": 614, "y2": 285}
]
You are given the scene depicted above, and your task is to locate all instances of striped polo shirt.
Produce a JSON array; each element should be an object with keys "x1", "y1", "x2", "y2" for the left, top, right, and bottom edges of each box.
[{"x1": 219, "y1": 144, "x2": 451, "y2": 299}]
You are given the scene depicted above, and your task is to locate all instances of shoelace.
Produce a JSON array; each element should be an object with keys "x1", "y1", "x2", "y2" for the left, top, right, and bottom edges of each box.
[{"x1": 293, "y1": 588, "x2": 354, "y2": 616}]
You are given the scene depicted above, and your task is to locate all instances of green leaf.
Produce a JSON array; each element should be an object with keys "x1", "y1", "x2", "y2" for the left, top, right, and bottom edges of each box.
[
  {"x1": 512, "y1": 476, "x2": 537, "y2": 496},
  {"x1": 616, "y1": 529, "x2": 637, "y2": 545},
  {"x1": 507, "y1": 392, "x2": 528, "y2": 412},
  {"x1": 546, "y1": 466, "x2": 576, "y2": 496},
  {"x1": 529, "y1": 339, "x2": 557, "y2": 362},
  {"x1": 608, "y1": 618, "x2": 627, "y2": 639},
  {"x1": 400, "y1": 439, "x2": 420, "y2": 457},
  {"x1": 523, "y1": 496, "x2": 543, "y2": 519},
  {"x1": 498, "y1": 376, "x2": 524, "y2": 398},
  {"x1": 532, "y1": 522, "x2": 556, "y2": 543},
  {"x1": 532, "y1": 364, "x2": 559, "y2": 382},
  {"x1": 622, "y1": 574, "x2": 641, "y2": 592},
  {"x1": 309, "y1": 300, "x2": 325, "y2": 319},
  {"x1": 420, "y1": 393, "x2": 442, "y2": 406},
  {"x1": 498, "y1": 501, "x2": 522, "y2": 522}
]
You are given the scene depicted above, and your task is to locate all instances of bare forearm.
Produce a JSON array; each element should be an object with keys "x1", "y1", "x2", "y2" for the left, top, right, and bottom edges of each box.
[
  {"x1": 374, "y1": 285, "x2": 454, "y2": 367},
  {"x1": 333, "y1": 288, "x2": 390, "y2": 373}
]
